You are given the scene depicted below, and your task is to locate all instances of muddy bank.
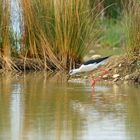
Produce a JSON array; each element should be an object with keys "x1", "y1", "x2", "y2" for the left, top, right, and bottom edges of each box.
[
  {"x1": 90, "y1": 55, "x2": 140, "y2": 84},
  {"x1": 69, "y1": 55, "x2": 140, "y2": 85},
  {"x1": 0, "y1": 55, "x2": 139, "y2": 85},
  {"x1": 0, "y1": 57, "x2": 57, "y2": 72}
]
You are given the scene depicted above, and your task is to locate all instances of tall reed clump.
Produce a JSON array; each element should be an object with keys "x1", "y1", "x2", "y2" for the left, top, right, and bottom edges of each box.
[
  {"x1": 20, "y1": 0, "x2": 63, "y2": 71},
  {"x1": 0, "y1": 0, "x2": 13, "y2": 70},
  {"x1": 49, "y1": 0, "x2": 99, "y2": 69},
  {"x1": 123, "y1": 0, "x2": 140, "y2": 61},
  {"x1": 20, "y1": 0, "x2": 100, "y2": 70}
]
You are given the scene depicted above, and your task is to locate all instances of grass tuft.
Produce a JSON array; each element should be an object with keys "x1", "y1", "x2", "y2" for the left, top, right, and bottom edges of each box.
[
  {"x1": 20, "y1": 0, "x2": 100, "y2": 70},
  {"x1": 0, "y1": 0, "x2": 15, "y2": 70},
  {"x1": 123, "y1": 0, "x2": 140, "y2": 61}
]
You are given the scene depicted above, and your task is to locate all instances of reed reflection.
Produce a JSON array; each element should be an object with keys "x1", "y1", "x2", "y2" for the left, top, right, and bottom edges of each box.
[
  {"x1": 10, "y1": 83, "x2": 23, "y2": 140},
  {"x1": 124, "y1": 85, "x2": 140, "y2": 140},
  {"x1": 0, "y1": 73, "x2": 139, "y2": 140}
]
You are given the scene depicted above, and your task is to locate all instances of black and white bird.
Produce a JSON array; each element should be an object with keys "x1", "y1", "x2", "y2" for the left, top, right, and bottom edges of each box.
[
  {"x1": 69, "y1": 56, "x2": 110, "y2": 88},
  {"x1": 69, "y1": 56, "x2": 110, "y2": 76}
]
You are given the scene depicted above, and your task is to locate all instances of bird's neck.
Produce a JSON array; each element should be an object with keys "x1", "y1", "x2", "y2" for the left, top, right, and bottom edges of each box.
[{"x1": 73, "y1": 68, "x2": 81, "y2": 74}]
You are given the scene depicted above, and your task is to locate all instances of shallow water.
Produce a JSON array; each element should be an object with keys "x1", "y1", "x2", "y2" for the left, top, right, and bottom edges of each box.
[{"x1": 0, "y1": 72, "x2": 140, "y2": 140}]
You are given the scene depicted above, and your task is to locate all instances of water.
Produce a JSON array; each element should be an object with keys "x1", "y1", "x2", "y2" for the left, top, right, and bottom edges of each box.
[{"x1": 0, "y1": 72, "x2": 140, "y2": 140}]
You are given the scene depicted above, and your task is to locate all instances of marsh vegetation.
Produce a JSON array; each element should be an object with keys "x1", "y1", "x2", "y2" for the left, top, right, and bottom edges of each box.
[{"x1": 0, "y1": 0, "x2": 139, "y2": 73}]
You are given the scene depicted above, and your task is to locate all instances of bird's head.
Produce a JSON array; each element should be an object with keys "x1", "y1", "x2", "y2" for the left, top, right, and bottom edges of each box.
[{"x1": 69, "y1": 69, "x2": 78, "y2": 76}]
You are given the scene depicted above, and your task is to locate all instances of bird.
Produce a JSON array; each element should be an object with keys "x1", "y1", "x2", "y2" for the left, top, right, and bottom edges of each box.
[{"x1": 69, "y1": 56, "x2": 110, "y2": 88}]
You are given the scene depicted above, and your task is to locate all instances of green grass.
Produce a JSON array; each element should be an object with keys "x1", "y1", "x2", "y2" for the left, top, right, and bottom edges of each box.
[
  {"x1": 123, "y1": 0, "x2": 140, "y2": 60},
  {"x1": 99, "y1": 19, "x2": 124, "y2": 48},
  {"x1": 0, "y1": 0, "x2": 139, "y2": 72}
]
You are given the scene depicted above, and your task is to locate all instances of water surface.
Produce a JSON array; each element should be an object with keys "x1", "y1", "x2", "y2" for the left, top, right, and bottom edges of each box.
[{"x1": 0, "y1": 72, "x2": 140, "y2": 140}]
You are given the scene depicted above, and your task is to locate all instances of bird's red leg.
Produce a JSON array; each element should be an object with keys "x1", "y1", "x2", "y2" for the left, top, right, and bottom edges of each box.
[
  {"x1": 89, "y1": 75, "x2": 96, "y2": 88},
  {"x1": 91, "y1": 78, "x2": 96, "y2": 88},
  {"x1": 91, "y1": 76, "x2": 101, "y2": 88},
  {"x1": 90, "y1": 68, "x2": 109, "y2": 88},
  {"x1": 90, "y1": 67, "x2": 110, "y2": 88},
  {"x1": 100, "y1": 67, "x2": 114, "y2": 78},
  {"x1": 99, "y1": 67, "x2": 109, "y2": 74}
]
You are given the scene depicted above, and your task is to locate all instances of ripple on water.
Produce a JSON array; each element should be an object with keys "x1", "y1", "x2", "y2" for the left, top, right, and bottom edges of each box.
[
  {"x1": 0, "y1": 73, "x2": 139, "y2": 140},
  {"x1": 68, "y1": 78, "x2": 110, "y2": 92}
]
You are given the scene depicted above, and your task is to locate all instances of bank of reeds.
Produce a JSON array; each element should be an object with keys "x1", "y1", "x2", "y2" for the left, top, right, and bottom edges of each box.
[
  {"x1": 20, "y1": 0, "x2": 57, "y2": 70},
  {"x1": 20, "y1": 0, "x2": 100, "y2": 71},
  {"x1": 0, "y1": 0, "x2": 15, "y2": 70},
  {"x1": 123, "y1": 0, "x2": 140, "y2": 61}
]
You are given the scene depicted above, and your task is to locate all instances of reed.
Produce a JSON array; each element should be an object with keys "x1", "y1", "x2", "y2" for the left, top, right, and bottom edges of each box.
[
  {"x1": 49, "y1": 0, "x2": 100, "y2": 69},
  {"x1": 52, "y1": 0, "x2": 92, "y2": 69},
  {"x1": 20, "y1": 0, "x2": 64, "y2": 70},
  {"x1": 20, "y1": 0, "x2": 100, "y2": 70},
  {"x1": 0, "y1": 0, "x2": 13, "y2": 70},
  {"x1": 123, "y1": 0, "x2": 140, "y2": 60}
]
